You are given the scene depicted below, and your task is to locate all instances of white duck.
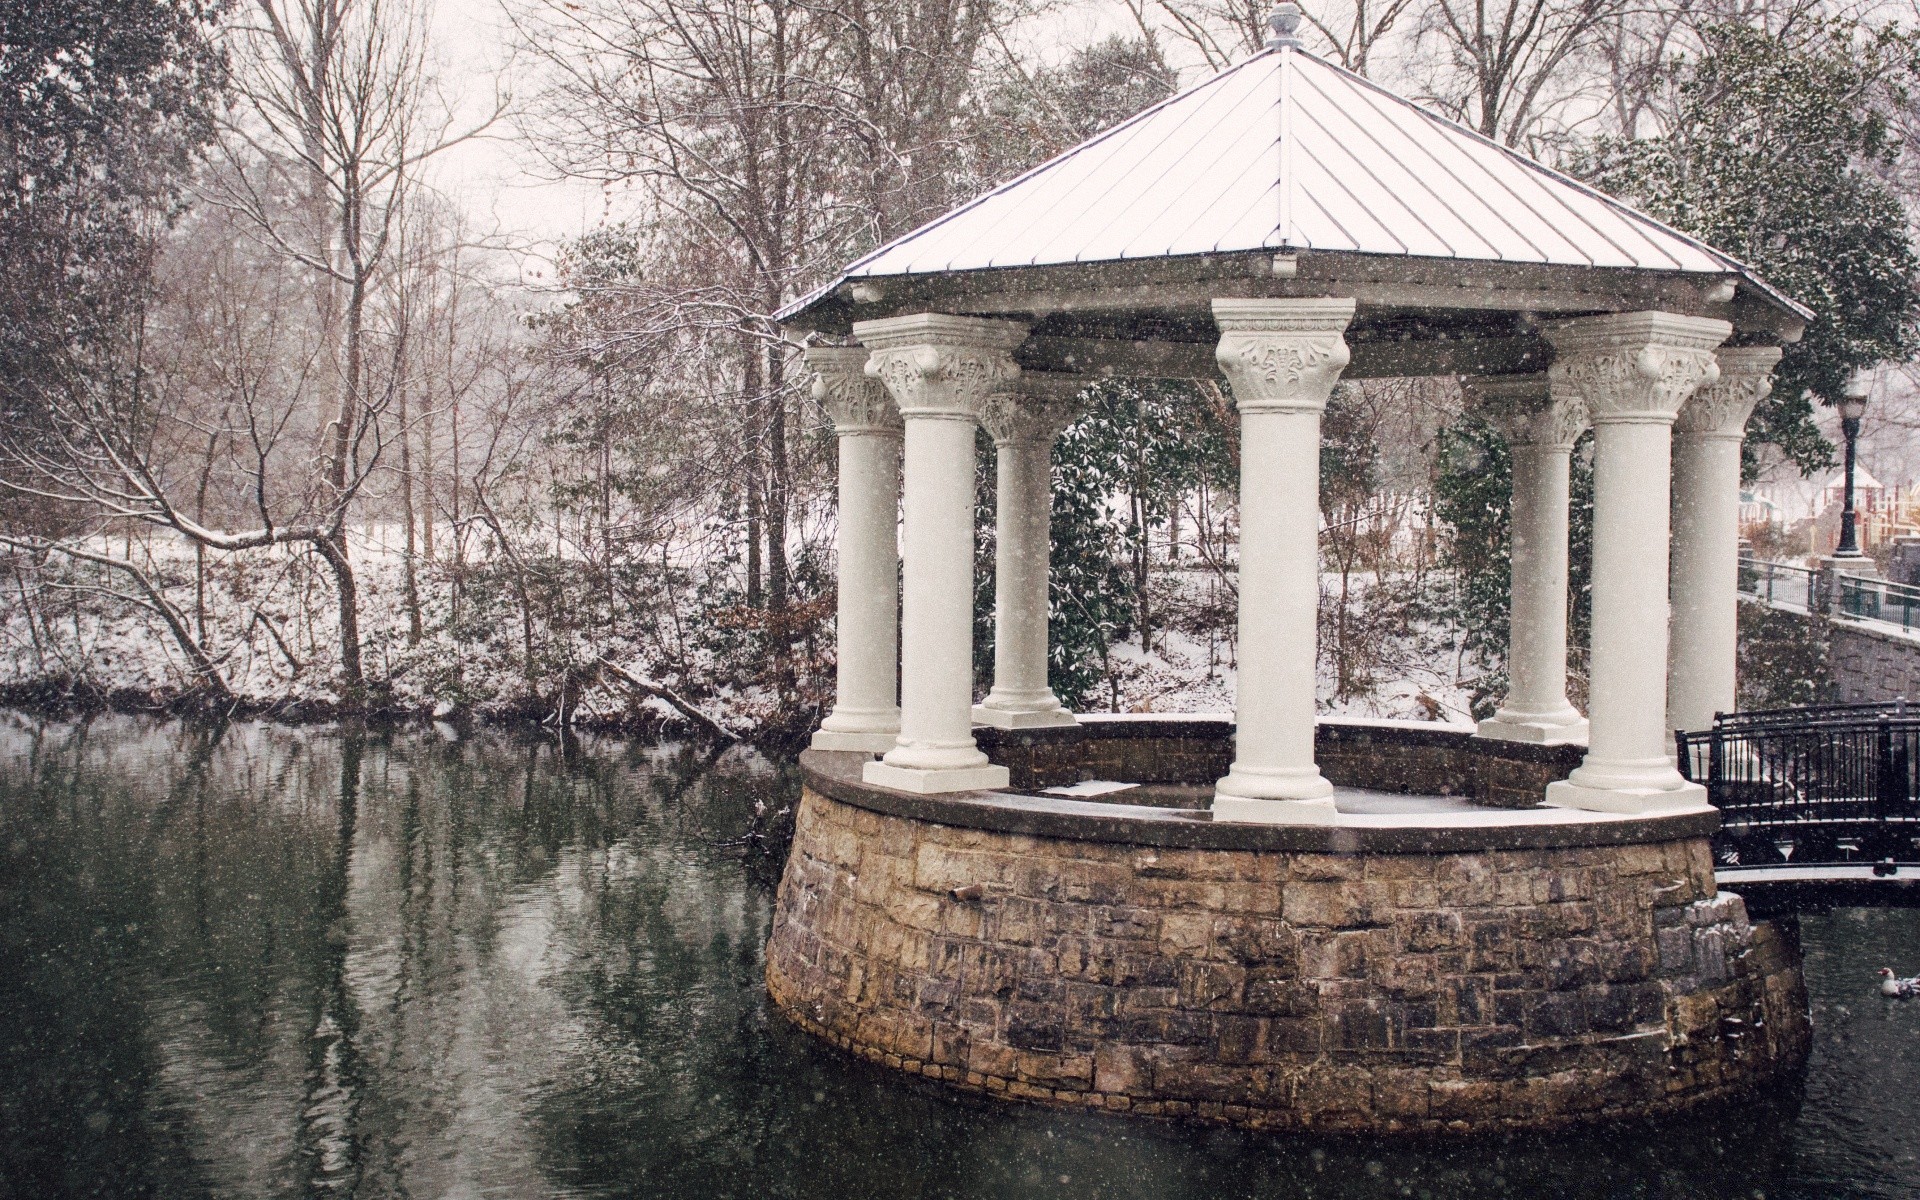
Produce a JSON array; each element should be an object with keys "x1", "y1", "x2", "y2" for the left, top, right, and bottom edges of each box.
[{"x1": 1878, "y1": 967, "x2": 1920, "y2": 997}]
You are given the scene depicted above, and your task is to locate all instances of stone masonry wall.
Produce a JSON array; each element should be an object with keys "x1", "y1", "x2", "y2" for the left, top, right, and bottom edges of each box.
[
  {"x1": 1830, "y1": 620, "x2": 1920, "y2": 704},
  {"x1": 976, "y1": 718, "x2": 1582, "y2": 809},
  {"x1": 766, "y1": 788, "x2": 1810, "y2": 1133}
]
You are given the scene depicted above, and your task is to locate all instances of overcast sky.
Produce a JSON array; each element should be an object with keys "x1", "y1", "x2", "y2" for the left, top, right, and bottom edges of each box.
[{"x1": 419, "y1": 0, "x2": 1139, "y2": 280}]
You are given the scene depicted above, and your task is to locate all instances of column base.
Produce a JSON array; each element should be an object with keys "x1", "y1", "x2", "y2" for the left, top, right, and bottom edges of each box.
[
  {"x1": 1544, "y1": 778, "x2": 1711, "y2": 815},
  {"x1": 863, "y1": 760, "x2": 1011, "y2": 794},
  {"x1": 1475, "y1": 714, "x2": 1589, "y2": 746},
  {"x1": 1214, "y1": 765, "x2": 1335, "y2": 803},
  {"x1": 971, "y1": 703, "x2": 1079, "y2": 730},
  {"x1": 1210, "y1": 795, "x2": 1340, "y2": 825},
  {"x1": 810, "y1": 729, "x2": 900, "y2": 753}
]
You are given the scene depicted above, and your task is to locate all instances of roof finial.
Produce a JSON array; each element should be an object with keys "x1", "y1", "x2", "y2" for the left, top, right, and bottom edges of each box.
[{"x1": 1266, "y1": 1, "x2": 1305, "y2": 50}]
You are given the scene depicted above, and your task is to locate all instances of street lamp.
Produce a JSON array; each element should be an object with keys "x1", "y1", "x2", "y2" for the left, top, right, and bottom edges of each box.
[{"x1": 1835, "y1": 371, "x2": 1872, "y2": 558}]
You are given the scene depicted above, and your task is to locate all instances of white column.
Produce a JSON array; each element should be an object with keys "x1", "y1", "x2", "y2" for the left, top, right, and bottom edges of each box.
[
  {"x1": 1467, "y1": 374, "x2": 1589, "y2": 745},
  {"x1": 973, "y1": 375, "x2": 1085, "y2": 728},
  {"x1": 1668, "y1": 346, "x2": 1781, "y2": 733},
  {"x1": 1211, "y1": 298, "x2": 1355, "y2": 825},
  {"x1": 855, "y1": 313, "x2": 1027, "y2": 794},
  {"x1": 809, "y1": 346, "x2": 903, "y2": 753},
  {"x1": 1543, "y1": 312, "x2": 1730, "y2": 815}
]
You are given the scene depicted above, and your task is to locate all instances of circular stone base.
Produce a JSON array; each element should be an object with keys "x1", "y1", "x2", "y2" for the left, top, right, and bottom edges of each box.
[{"x1": 766, "y1": 750, "x2": 1811, "y2": 1134}]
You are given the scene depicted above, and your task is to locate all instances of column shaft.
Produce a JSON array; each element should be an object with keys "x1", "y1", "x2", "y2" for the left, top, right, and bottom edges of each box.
[
  {"x1": 1667, "y1": 433, "x2": 1743, "y2": 732},
  {"x1": 1227, "y1": 405, "x2": 1328, "y2": 795},
  {"x1": 895, "y1": 414, "x2": 986, "y2": 765},
  {"x1": 1584, "y1": 419, "x2": 1684, "y2": 778},
  {"x1": 1504, "y1": 445, "x2": 1581, "y2": 725},
  {"x1": 816, "y1": 431, "x2": 902, "y2": 746},
  {"x1": 1667, "y1": 346, "x2": 1779, "y2": 734},
  {"x1": 975, "y1": 380, "x2": 1082, "y2": 728},
  {"x1": 1210, "y1": 298, "x2": 1356, "y2": 825}
]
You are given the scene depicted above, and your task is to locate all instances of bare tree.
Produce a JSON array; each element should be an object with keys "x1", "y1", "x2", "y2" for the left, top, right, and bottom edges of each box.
[
  {"x1": 212, "y1": 0, "x2": 504, "y2": 703},
  {"x1": 1408, "y1": 0, "x2": 1634, "y2": 149}
]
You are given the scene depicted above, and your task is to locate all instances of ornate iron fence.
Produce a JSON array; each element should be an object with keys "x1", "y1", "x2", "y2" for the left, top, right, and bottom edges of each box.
[{"x1": 1677, "y1": 704, "x2": 1920, "y2": 868}]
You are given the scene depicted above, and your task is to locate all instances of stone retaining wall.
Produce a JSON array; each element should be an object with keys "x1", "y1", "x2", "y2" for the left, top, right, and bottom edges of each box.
[
  {"x1": 977, "y1": 717, "x2": 1583, "y2": 808},
  {"x1": 1830, "y1": 619, "x2": 1920, "y2": 704},
  {"x1": 767, "y1": 785, "x2": 1810, "y2": 1133}
]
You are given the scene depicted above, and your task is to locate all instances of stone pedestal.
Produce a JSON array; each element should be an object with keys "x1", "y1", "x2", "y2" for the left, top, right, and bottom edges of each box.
[
  {"x1": 855, "y1": 314, "x2": 1026, "y2": 794},
  {"x1": 1210, "y1": 298, "x2": 1355, "y2": 825},
  {"x1": 809, "y1": 346, "x2": 905, "y2": 753},
  {"x1": 1468, "y1": 374, "x2": 1590, "y2": 746},
  {"x1": 1542, "y1": 312, "x2": 1729, "y2": 815},
  {"x1": 973, "y1": 376, "x2": 1085, "y2": 730},
  {"x1": 1667, "y1": 346, "x2": 1780, "y2": 734},
  {"x1": 768, "y1": 747, "x2": 1813, "y2": 1134}
]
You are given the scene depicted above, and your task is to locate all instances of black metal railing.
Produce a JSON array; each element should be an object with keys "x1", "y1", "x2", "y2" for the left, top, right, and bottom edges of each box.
[
  {"x1": 1738, "y1": 557, "x2": 1818, "y2": 611},
  {"x1": 1839, "y1": 573, "x2": 1920, "y2": 633},
  {"x1": 1678, "y1": 705, "x2": 1920, "y2": 869}
]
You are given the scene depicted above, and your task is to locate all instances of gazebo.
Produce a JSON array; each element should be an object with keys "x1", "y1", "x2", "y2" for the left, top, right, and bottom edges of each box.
[
  {"x1": 786, "y1": 5, "x2": 1804, "y2": 822},
  {"x1": 767, "y1": 6, "x2": 1812, "y2": 1132}
]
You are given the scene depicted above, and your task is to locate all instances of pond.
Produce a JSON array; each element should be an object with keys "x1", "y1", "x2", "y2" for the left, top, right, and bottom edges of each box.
[{"x1": 2, "y1": 715, "x2": 1917, "y2": 1200}]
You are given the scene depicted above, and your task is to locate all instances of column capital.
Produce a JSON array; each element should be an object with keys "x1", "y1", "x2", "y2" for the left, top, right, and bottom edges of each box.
[
  {"x1": 978, "y1": 373, "x2": 1086, "y2": 446},
  {"x1": 1463, "y1": 372, "x2": 1588, "y2": 450},
  {"x1": 853, "y1": 313, "x2": 1028, "y2": 422},
  {"x1": 805, "y1": 346, "x2": 901, "y2": 435},
  {"x1": 1212, "y1": 298, "x2": 1356, "y2": 414},
  {"x1": 1675, "y1": 345, "x2": 1783, "y2": 438},
  {"x1": 1543, "y1": 311, "x2": 1732, "y2": 425}
]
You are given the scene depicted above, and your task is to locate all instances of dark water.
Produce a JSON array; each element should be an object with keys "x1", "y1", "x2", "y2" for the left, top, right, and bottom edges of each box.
[{"x1": 4, "y1": 717, "x2": 1919, "y2": 1200}]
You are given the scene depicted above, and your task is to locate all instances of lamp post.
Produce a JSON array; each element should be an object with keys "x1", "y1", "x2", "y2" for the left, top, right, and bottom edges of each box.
[{"x1": 1835, "y1": 372, "x2": 1871, "y2": 558}]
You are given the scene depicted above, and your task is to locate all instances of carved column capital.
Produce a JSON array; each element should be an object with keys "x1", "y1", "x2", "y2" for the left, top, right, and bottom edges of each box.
[
  {"x1": 806, "y1": 346, "x2": 901, "y2": 435},
  {"x1": 1675, "y1": 345, "x2": 1783, "y2": 439},
  {"x1": 1464, "y1": 372, "x2": 1588, "y2": 450},
  {"x1": 1212, "y1": 298, "x2": 1356, "y2": 414},
  {"x1": 978, "y1": 373, "x2": 1087, "y2": 446},
  {"x1": 852, "y1": 313, "x2": 1028, "y2": 421},
  {"x1": 1543, "y1": 312, "x2": 1732, "y2": 425}
]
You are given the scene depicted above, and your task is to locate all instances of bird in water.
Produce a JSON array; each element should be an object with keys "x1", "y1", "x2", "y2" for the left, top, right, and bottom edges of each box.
[{"x1": 1878, "y1": 968, "x2": 1920, "y2": 997}]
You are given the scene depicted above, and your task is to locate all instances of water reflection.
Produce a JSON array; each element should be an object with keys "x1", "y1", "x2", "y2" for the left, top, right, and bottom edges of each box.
[{"x1": 1, "y1": 714, "x2": 1917, "y2": 1199}]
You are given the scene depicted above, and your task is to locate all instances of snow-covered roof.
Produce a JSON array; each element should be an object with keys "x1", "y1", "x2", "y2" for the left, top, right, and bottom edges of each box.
[
  {"x1": 783, "y1": 45, "x2": 1803, "y2": 322},
  {"x1": 1825, "y1": 469, "x2": 1886, "y2": 493}
]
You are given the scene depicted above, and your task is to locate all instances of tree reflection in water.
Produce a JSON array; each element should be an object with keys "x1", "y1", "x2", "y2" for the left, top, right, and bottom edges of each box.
[{"x1": 0, "y1": 714, "x2": 1916, "y2": 1200}]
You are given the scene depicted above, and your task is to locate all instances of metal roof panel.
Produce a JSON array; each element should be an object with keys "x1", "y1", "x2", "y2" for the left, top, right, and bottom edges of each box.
[{"x1": 782, "y1": 46, "x2": 1804, "y2": 323}]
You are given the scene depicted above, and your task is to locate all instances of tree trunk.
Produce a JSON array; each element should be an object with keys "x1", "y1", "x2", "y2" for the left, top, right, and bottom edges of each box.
[
  {"x1": 314, "y1": 534, "x2": 365, "y2": 707},
  {"x1": 743, "y1": 338, "x2": 765, "y2": 609},
  {"x1": 398, "y1": 381, "x2": 423, "y2": 644},
  {"x1": 765, "y1": 342, "x2": 790, "y2": 612},
  {"x1": 745, "y1": 470, "x2": 764, "y2": 610}
]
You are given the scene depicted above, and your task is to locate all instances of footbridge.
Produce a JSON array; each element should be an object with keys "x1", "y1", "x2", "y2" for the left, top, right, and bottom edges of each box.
[{"x1": 1678, "y1": 700, "x2": 1920, "y2": 913}]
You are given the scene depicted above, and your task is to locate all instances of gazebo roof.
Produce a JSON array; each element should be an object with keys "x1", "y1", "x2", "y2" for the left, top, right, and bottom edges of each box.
[{"x1": 782, "y1": 42, "x2": 1807, "y2": 363}]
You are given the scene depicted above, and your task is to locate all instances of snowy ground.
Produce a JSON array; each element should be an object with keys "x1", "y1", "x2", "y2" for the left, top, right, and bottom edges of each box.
[{"x1": 0, "y1": 531, "x2": 1483, "y2": 732}]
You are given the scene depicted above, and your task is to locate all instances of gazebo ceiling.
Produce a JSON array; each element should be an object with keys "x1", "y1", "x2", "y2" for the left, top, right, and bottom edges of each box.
[{"x1": 782, "y1": 43, "x2": 1809, "y2": 369}]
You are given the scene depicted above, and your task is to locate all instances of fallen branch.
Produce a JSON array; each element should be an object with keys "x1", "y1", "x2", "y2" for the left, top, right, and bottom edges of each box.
[{"x1": 595, "y1": 657, "x2": 741, "y2": 743}]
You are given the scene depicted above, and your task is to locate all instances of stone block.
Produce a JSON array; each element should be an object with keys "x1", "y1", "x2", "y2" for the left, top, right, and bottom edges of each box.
[
  {"x1": 1402, "y1": 910, "x2": 1466, "y2": 952},
  {"x1": 1176, "y1": 960, "x2": 1246, "y2": 1010},
  {"x1": 1285, "y1": 881, "x2": 1371, "y2": 927},
  {"x1": 1159, "y1": 910, "x2": 1215, "y2": 955},
  {"x1": 1526, "y1": 992, "x2": 1591, "y2": 1041},
  {"x1": 1094, "y1": 1043, "x2": 1153, "y2": 1095},
  {"x1": 1290, "y1": 853, "x2": 1365, "y2": 882},
  {"x1": 1330, "y1": 1000, "x2": 1399, "y2": 1053}
]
